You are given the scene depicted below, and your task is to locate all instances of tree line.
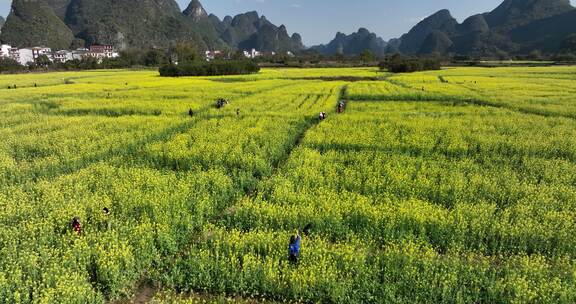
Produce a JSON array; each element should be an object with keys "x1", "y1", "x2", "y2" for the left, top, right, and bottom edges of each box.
[
  {"x1": 2, "y1": 41, "x2": 575, "y2": 75},
  {"x1": 379, "y1": 54, "x2": 441, "y2": 73},
  {"x1": 159, "y1": 61, "x2": 260, "y2": 77}
]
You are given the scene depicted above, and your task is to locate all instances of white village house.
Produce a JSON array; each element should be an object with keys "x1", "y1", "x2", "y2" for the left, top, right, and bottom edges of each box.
[
  {"x1": 0, "y1": 46, "x2": 53, "y2": 65},
  {"x1": 204, "y1": 49, "x2": 270, "y2": 61},
  {"x1": 15, "y1": 48, "x2": 35, "y2": 65},
  {"x1": 0, "y1": 44, "x2": 118, "y2": 65},
  {"x1": 53, "y1": 50, "x2": 74, "y2": 63},
  {"x1": 243, "y1": 48, "x2": 262, "y2": 59},
  {"x1": 205, "y1": 50, "x2": 223, "y2": 61},
  {"x1": 240, "y1": 49, "x2": 292, "y2": 59},
  {"x1": 88, "y1": 45, "x2": 119, "y2": 61},
  {"x1": 0, "y1": 44, "x2": 11, "y2": 58}
]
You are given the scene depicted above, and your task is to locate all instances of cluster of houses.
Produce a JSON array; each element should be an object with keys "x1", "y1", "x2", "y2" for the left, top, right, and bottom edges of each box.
[
  {"x1": 0, "y1": 44, "x2": 119, "y2": 66},
  {"x1": 0, "y1": 43, "x2": 293, "y2": 66},
  {"x1": 205, "y1": 49, "x2": 294, "y2": 61},
  {"x1": 244, "y1": 49, "x2": 266, "y2": 59}
]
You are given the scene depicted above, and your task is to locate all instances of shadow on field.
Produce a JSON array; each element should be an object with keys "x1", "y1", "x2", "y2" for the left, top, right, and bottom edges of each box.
[
  {"x1": 285, "y1": 76, "x2": 383, "y2": 82},
  {"x1": 306, "y1": 140, "x2": 576, "y2": 163},
  {"x1": 53, "y1": 108, "x2": 163, "y2": 117}
]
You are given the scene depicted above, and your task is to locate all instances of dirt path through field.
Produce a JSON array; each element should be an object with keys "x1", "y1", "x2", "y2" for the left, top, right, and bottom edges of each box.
[
  {"x1": 132, "y1": 284, "x2": 156, "y2": 304},
  {"x1": 114, "y1": 282, "x2": 156, "y2": 304}
]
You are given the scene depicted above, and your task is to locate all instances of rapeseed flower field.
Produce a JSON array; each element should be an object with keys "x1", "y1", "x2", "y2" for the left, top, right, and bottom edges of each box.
[{"x1": 0, "y1": 67, "x2": 575, "y2": 303}]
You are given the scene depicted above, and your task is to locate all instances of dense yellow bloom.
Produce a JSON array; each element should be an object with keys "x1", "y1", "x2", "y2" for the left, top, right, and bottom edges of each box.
[{"x1": 0, "y1": 67, "x2": 575, "y2": 303}]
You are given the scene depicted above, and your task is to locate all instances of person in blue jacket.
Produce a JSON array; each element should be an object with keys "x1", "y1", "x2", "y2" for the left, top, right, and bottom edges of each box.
[{"x1": 288, "y1": 230, "x2": 301, "y2": 264}]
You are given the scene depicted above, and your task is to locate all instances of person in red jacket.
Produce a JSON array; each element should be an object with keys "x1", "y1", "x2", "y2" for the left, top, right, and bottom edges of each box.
[{"x1": 72, "y1": 217, "x2": 81, "y2": 235}]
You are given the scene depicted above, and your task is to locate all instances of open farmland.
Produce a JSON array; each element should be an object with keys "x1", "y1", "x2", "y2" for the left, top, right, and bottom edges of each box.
[{"x1": 0, "y1": 67, "x2": 575, "y2": 303}]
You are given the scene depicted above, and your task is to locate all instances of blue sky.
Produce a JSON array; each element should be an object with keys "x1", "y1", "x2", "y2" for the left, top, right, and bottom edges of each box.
[{"x1": 1, "y1": 0, "x2": 575, "y2": 46}]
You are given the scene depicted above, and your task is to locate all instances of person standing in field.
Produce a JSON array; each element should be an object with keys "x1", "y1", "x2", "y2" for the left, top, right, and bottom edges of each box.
[
  {"x1": 288, "y1": 230, "x2": 302, "y2": 264},
  {"x1": 338, "y1": 101, "x2": 345, "y2": 113},
  {"x1": 188, "y1": 108, "x2": 194, "y2": 117},
  {"x1": 72, "y1": 217, "x2": 81, "y2": 235},
  {"x1": 101, "y1": 207, "x2": 111, "y2": 230},
  {"x1": 303, "y1": 223, "x2": 313, "y2": 236}
]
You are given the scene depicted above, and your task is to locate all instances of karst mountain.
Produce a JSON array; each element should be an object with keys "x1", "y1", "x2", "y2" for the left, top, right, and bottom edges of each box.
[
  {"x1": 0, "y1": 0, "x2": 303, "y2": 52},
  {"x1": 1, "y1": 0, "x2": 575, "y2": 56}
]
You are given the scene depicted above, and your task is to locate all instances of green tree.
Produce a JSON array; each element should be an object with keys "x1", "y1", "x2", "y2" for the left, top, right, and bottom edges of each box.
[
  {"x1": 528, "y1": 50, "x2": 543, "y2": 61},
  {"x1": 35, "y1": 55, "x2": 52, "y2": 68},
  {"x1": 560, "y1": 34, "x2": 576, "y2": 55},
  {"x1": 0, "y1": 57, "x2": 25, "y2": 73},
  {"x1": 173, "y1": 43, "x2": 199, "y2": 64},
  {"x1": 231, "y1": 50, "x2": 247, "y2": 61},
  {"x1": 144, "y1": 49, "x2": 168, "y2": 66},
  {"x1": 360, "y1": 49, "x2": 374, "y2": 63},
  {"x1": 118, "y1": 49, "x2": 143, "y2": 66}
]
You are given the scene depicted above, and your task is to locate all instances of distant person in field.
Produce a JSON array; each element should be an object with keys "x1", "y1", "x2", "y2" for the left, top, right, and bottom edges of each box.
[
  {"x1": 319, "y1": 112, "x2": 326, "y2": 121},
  {"x1": 101, "y1": 207, "x2": 111, "y2": 230},
  {"x1": 72, "y1": 217, "x2": 81, "y2": 235},
  {"x1": 303, "y1": 223, "x2": 313, "y2": 237},
  {"x1": 188, "y1": 108, "x2": 194, "y2": 117},
  {"x1": 216, "y1": 98, "x2": 228, "y2": 109},
  {"x1": 288, "y1": 230, "x2": 302, "y2": 264},
  {"x1": 338, "y1": 101, "x2": 345, "y2": 113}
]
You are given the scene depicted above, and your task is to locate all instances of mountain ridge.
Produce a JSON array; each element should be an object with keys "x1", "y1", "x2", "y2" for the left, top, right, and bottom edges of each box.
[
  {"x1": 310, "y1": 0, "x2": 576, "y2": 57},
  {"x1": 396, "y1": 0, "x2": 576, "y2": 56},
  {"x1": 0, "y1": 0, "x2": 303, "y2": 53},
  {"x1": 1, "y1": 0, "x2": 75, "y2": 50},
  {"x1": 1, "y1": 0, "x2": 575, "y2": 57},
  {"x1": 312, "y1": 28, "x2": 387, "y2": 56}
]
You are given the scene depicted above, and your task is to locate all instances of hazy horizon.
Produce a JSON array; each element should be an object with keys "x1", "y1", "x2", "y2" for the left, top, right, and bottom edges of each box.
[{"x1": 1, "y1": 0, "x2": 575, "y2": 46}]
